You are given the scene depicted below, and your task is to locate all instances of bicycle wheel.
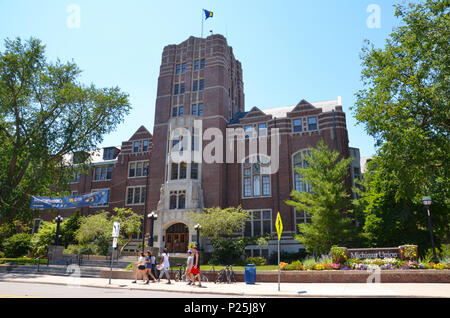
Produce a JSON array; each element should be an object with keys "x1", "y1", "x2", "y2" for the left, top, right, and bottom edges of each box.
[
  {"x1": 201, "y1": 273, "x2": 209, "y2": 282},
  {"x1": 174, "y1": 271, "x2": 182, "y2": 282}
]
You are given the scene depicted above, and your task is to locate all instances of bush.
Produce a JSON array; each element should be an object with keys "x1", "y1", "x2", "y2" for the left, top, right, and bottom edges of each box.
[
  {"x1": 2, "y1": 233, "x2": 32, "y2": 258},
  {"x1": 269, "y1": 250, "x2": 307, "y2": 265},
  {"x1": 245, "y1": 256, "x2": 267, "y2": 266},
  {"x1": 209, "y1": 238, "x2": 246, "y2": 265},
  {"x1": 0, "y1": 257, "x2": 47, "y2": 265},
  {"x1": 31, "y1": 221, "x2": 56, "y2": 256}
]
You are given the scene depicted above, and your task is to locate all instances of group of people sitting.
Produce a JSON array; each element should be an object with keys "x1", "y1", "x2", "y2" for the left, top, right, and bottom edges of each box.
[{"x1": 132, "y1": 244, "x2": 202, "y2": 287}]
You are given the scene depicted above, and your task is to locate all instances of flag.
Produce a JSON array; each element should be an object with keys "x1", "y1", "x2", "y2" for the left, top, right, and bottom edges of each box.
[{"x1": 204, "y1": 9, "x2": 213, "y2": 20}]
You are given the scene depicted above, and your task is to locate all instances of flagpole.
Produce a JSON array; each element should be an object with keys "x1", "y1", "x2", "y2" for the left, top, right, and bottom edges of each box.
[{"x1": 201, "y1": 9, "x2": 204, "y2": 38}]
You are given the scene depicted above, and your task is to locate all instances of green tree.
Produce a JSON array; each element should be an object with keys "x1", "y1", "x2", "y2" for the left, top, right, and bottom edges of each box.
[
  {"x1": 0, "y1": 37, "x2": 130, "y2": 223},
  {"x1": 75, "y1": 212, "x2": 111, "y2": 255},
  {"x1": 285, "y1": 140, "x2": 355, "y2": 255},
  {"x1": 60, "y1": 211, "x2": 80, "y2": 248},
  {"x1": 352, "y1": 0, "x2": 450, "y2": 252},
  {"x1": 188, "y1": 206, "x2": 250, "y2": 265},
  {"x1": 30, "y1": 221, "x2": 56, "y2": 256},
  {"x1": 110, "y1": 207, "x2": 142, "y2": 254}
]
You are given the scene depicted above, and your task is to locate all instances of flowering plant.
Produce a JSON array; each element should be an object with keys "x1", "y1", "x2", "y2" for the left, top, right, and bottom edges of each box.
[
  {"x1": 330, "y1": 246, "x2": 347, "y2": 264},
  {"x1": 314, "y1": 264, "x2": 325, "y2": 270},
  {"x1": 354, "y1": 263, "x2": 368, "y2": 270},
  {"x1": 331, "y1": 263, "x2": 341, "y2": 270}
]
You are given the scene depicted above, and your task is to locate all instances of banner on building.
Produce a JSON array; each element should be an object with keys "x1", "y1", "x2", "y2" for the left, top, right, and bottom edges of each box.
[{"x1": 30, "y1": 190, "x2": 109, "y2": 210}]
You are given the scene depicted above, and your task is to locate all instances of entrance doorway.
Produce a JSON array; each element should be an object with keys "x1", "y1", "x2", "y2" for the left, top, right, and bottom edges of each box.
[{"x1": 165, "y1": 223, "x2": 189, "y2": 253}]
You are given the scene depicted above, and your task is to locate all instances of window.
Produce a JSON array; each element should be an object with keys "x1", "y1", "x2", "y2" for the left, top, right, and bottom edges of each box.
[
  {"x1": 242, "y1": 156, "x2": 271, "y2": 198},
  {"x1": 292, "y1": 150, "x2": 311, "y2": 193},
  {"x1": 191, "y1": 103, "x2": 203, "y2": 116},
  {"x1": 200, "y1": 59, "x2": 205, "y2": 69},
  {"x1": 129, "y1": 161, "x2": 149, "y2": 178},
  {"x1": 192, "y1": 104, "x2": 197, "y2": 116},
  {"x1": 198, "y1": 103, "x2": 203, "y2": 116},
  {"x1": 70, "y1": 171, "x2": 80, "y2": 183},
  {"x1": 176, "y1": 64, "x2": 180, "y2": 74},
  {"x1": 191, "y1": 163, "x2": 198, "y2": 179},
  {"x1": 182, "y1": 63, "x2": 186, "y2": 73},
  {"x1": 179, "y1": 106, "x2": 184, "y2": 116},
  {"x1": 126, "y1": 186, "x2": 146, "y2": 205},
  {"x1": 295, "y1": 210, "x2": 311, "y2": 234},
  {"x1": 308, "y1": 117, "x2": 317, "y2": 131},
  {"x1": 171, "y1": 162, "x2": 179, "y2": 180},
  {"x1": 132, "y1": 140, "x2": 149, "y2": 153},
  {"x1": 103, "y1": 148, "x2": 115, "y2": 160},
  {"x1": 293, "y1": 119, "x2": 302, "y2": 132},
  {"x1": 194, "y1": 60, "x2": 199, "y2": 71},
  {"x1": 258, "y1": 123, "x2": 267, "y2": 137},
  {"x1": 179, "y1": 162, "x2": 187, "y2": 179},
  {"x1": 174, "y1": 84, "x2": 179, "y2": 95},
  {"x1": 172, "y1": 107, "x2": 178, "y2": 117},
  {"x1": 169, "y1": 190, "x2": 186, "y2": 210},
  {"x1": 193, "y1": 80, "x2": 198, "y2": 92},
  {"x1": 243, "y1": 210, "x2": 272, "y2": 237},
  {"x1": 244, "y1": 125, "x2": 253, "y2": 139},
  {"x1": 180, "y1": 83, "x2": 185, "y2": 94},
  {"x1": 199, "y1": 79, "x2": 204, "y2": 90},
  {"x1": 94, "y1": 166, "x2": 113, "y2": 181}
]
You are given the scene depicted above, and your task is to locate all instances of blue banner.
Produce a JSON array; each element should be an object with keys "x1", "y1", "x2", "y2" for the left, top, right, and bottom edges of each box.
[{"x1": 31, "y1": 190, "x2": 109, "y2": 209}]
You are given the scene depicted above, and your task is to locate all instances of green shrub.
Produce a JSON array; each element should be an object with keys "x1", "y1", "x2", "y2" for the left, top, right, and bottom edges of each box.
[
  {"x1": 0, "y1": 257, "x2": 47, "y2": 265},
  {"x1": 3, "y1": 233, "x2": 32, "y2": 258},
  {"x1": 245, "y1": 256, "x2": 267, "y2": 266},
  {"x1": 125, "y1": 262, "x2": 134, "y2": 271},
  {"x1": 209, "y1": 238, "x2": 246, "y2": 265},
  {"x1": 285, "y1": 260, "x2": 304, "y2": 270},
  {"x1": 31, "y1": 221, "x2": 56, "y2": 256}
]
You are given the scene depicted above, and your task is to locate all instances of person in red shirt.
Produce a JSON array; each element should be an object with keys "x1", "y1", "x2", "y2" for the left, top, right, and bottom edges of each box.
[{"x1": 189, "y1": 245, "x2": 202, "y2": 287}]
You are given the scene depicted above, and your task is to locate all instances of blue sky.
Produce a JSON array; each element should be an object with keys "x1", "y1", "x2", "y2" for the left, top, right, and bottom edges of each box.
[{"x1": 0, "y1": 0, "x2": 405, "y2": 157}]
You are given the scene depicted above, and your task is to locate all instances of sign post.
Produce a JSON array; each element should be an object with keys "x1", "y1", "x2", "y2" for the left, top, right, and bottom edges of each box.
[
  {"x1": 275, "y1": 212, "x2": 283, "y2": 292},
  {"x1": 109, "y1": 222, "x2": 120, "y2": 285}
]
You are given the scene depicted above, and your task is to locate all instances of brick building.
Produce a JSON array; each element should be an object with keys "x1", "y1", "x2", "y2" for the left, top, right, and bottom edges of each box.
[{"x1": 36, "y1": 34, "x2": 360, "y2": 258}]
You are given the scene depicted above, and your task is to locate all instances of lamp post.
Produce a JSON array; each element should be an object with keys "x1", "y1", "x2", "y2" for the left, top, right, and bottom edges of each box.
[
  {"x1": 54, "y1": 215, "x2": 63, "y2": 246},
  {"x1": 422, "y1": 196, "x2": 438, "y2": 262},
  {"x1": 194, "y1": 223, "x2": 202, "y2": 251},
  {"x1": 147, "y1": 211, "x2": 158, "y2": 248},
  {"x1": 141, "y1": 213, "x2": 147, "y2": 253}
]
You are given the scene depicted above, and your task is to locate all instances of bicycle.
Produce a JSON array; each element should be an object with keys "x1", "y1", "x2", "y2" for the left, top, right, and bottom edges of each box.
[
  {"x1": 215, "y1": 265, "x2": 236, "y2": 284},
  {"x1": 174, "y1": 263, "x2": 187, "y2": 282}
]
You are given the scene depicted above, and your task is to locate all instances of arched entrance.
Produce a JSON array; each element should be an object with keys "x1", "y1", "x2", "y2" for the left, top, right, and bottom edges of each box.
[{"x1": 165, "y1": 223, "x2": 189, "y2": 253}]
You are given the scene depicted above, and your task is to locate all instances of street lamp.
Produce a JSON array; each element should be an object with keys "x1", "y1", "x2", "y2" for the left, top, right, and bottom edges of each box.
[
  {"x1": 194, "y1": 223, "x2": 202, "y2": 251},
  {"x1": 422, "y1": 196, "x2": 438, "y2": 262},
  {"x1": 54, "y1": 215, "x2": 64, "y2": 246},
  {"x1": 147, "y1": 211, "x2": 158, "y2": 248}
]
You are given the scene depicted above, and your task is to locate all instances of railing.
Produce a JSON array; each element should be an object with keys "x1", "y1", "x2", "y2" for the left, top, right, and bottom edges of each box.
[
  {"x1": 35, "y1": 254, "x2": 48, "y2": 272},
  {"x1": 77, "y1": 248, "x2": 91, "y2": 267}
]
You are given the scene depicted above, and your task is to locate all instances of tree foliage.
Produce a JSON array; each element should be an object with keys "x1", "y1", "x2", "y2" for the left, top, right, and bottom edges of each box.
[
  {"x1": 285, "y1": 140, "x2": 355, "y2": 255},
  {"x1": 188, "y1": 206, "x2": 250, "y2": 240},
  {"x1": 0, "y1": 37, "x2": 130, "y2": 222},
  {"x1": 352, "y1": 0, "x2": 450, "y2": 253}
]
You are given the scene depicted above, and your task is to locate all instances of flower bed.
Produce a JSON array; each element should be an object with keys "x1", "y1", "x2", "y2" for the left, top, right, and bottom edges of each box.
[{"x1": 281, "y1": 258, "x2": 449, "y2": 271}]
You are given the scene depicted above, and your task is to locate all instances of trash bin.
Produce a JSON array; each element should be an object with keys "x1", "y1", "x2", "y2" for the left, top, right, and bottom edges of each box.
[{"x1": 245, "y1": 264, "x2": 256, "y2": 284}]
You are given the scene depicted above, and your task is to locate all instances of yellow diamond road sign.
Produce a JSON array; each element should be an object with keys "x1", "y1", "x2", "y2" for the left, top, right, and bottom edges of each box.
[{"x1": 275, "y1": 212, "x2": 283, "y2": 241}]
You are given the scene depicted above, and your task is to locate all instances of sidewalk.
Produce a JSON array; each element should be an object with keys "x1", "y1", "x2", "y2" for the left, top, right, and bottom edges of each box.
[{"x1": 1, "y1": 273, "x2": 449, "y2": 297}]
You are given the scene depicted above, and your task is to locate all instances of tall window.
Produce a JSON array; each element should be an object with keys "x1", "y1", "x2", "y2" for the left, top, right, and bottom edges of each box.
[
  {"x1": 176, "y1": 64, "x2": 180, "y2": 74},
  {"x1": 199, "y1": 79, "x2": 204, "y2": 90},
  {"x1": 126, "y1": 186, "x2": 146, "y2": 205},
  {"x1": 181, "y1": 63, "x2": 186, "y2": 73},
  {"x1": 242, "y1": 156, "x2": 271, "y2": 198},
  {"x1": 293, "y1": 119, "x2": 302, "y2": 132},
  {"x1": 308, "y1": 117, "x2": 318, "y2": 131},
  {"x1": 170, "y1": 162, "x2": 188, "y2": 180},
  {"x1": 243, "y1": 210, "x2": 272, "y2": 237},
  {"x1": 193, "y1": 80, "x2": 198, "y2": 92},
  {"x1": 200, "y1": 58, "x2": 205, "y2": 69},
  {"x1": 194, "y1": 60, "x2": 199, "y2": 71},
  {"x1": 191, "y1": 163, "x2": 199, "y2": 179},
  {"x1": 258, "y1": 123, "x2": 267, "y2": 137},
  {"x1": 169, "y1": 190, "x2": 186, "y2": 209},
  {"x1": 191, "y1": 103, "x2": 204, "y2": 116},
  {"x1": 292, "y1": 150, "x2": 311, "y2": 193},
  {"x1": 295, "y1": 210, "x2": 311, "y2": 234},
  {"x1": 94, "y1": 165, "x2": 113, "y2": 181},
  {"x1": 174, "y1": 84, "x2": 179, "y2": 95}
]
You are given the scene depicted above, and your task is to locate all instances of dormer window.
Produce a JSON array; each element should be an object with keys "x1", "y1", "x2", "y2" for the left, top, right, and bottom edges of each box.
[{"x1": 103, "y1": 148, "x2": 116, "y2": 160}]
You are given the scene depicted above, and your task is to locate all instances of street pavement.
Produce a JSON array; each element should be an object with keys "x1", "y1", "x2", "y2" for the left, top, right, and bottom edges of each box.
[{"x1": 0, "y1": 273, "x2": 449, "y2": 297}]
